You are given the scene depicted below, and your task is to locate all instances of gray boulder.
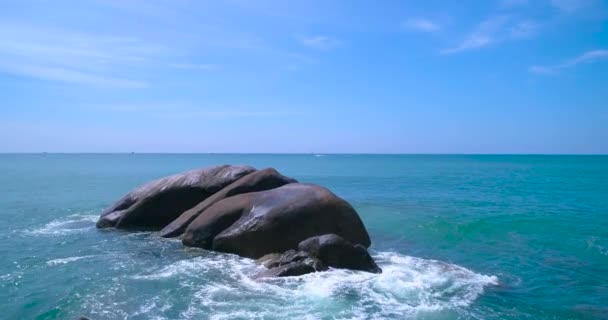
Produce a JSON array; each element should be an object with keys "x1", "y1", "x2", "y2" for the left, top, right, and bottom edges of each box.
[
  {"x1": 182, "y1": 183, "x2": 371, "y2": 258},
  {"x1": 159, "y1": 168, "x2": 296, "y2": 238},
  {"x1": 96, "y1": 165, "x2": 255, "y2": 230}
]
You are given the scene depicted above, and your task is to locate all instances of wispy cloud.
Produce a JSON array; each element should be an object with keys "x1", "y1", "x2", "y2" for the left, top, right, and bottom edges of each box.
[
  {"x1": 0, "y1": 63, "x2": 146, "y2": 88},
  {"x1": 441, "y1": 35, "x2": 494, "y2": 54},
  {"x1": 550, "y1": 0, "x2": 595, "y2": 12},
  {"x1": 529, "y1": 49, "x2": 608, "y2": 74},
  {"x1": 169, "y1": 63, "x2": 219, "y2": 70},
  {"x1": 403, "y1": 18, "x2": 441, "y2": 32},
  {"x1": 180, "y1": 110, "x2": 303, "y2": 118},
  {"x1": 0, "y1": 22, "x2": 164, "y2": 87},
  {"x1": 95, "y1": 102, "x2": 303, "y2": 118},
  {"x1": 0, "y1": 21, "x2": 223, "y2": 87},
  {"x1": 509, "y1": 21, "x2": 538, "y2": 38},
  {"x1": 500, "y1": 0, "x2": 529, "y2": 7},
  {"x1": 299, "y1": 35, "x2": 341, "y2": 50},
  {"x1": 441, "y1": 16, "x2": 508, "y2": 54},
  {"x1": 441, "y1": 16, "x2": 538, "y2": 54}
]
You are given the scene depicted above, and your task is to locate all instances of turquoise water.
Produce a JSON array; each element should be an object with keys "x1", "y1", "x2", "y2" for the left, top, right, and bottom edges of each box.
[{"x1": 0, "y1": 154, "x2": 606, "y2": 319}]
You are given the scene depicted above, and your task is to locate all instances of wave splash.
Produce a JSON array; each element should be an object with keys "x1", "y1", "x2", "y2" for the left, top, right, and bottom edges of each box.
[
  {"x1": 25, "y1": 213, "x2": 98, "y2": 236},
  {"x1": 46, "y1": 255, "x2": 96, "y2": 266},
  {"x1": 126, "y1": 251, "x2": 498, "y2": 319}
]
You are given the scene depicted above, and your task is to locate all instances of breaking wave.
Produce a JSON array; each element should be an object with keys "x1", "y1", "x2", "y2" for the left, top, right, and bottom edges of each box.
[{"x1": 122, "y1": 251, "x2": 498, "y2": 319}]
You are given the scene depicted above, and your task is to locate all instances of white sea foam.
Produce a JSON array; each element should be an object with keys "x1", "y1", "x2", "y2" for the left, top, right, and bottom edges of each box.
[
  {"x1": 46, "y1": 255, "x2": 96, "y2": 266},
  {"x1": 131, "y1": 251, "x2": 497, "y2": 319},
  {"x1": 26, "y1": 213, "x2": 98, "y2": 236},
  {"x1": 0, "y1": 271, "x2": 23, "y2": 282},
  {"x1": 131, "y1": 253, "x2": 254, "y2": 280},
  {"x1": 131, "y1": 296, "x2": 172, "y2": 318},
  {"x1": 587, "y1": 236, "x2": 608, "y2": 256}
]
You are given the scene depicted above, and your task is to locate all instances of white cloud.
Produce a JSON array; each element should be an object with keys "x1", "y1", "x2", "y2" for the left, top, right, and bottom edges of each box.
[
  {"x1": 93, "y1": 102, "x2": 302, "y2": 118},
  {"x1": 0, "y1": 21, "x2": 217, "y2": 87},
  {"x1": 500, "y1": 0, "x2": 529, "y2": 6},
  {"x1": 568, "y1": 49, "x2": 608, "y2": 64},
  {"x1": 403, "y1": 18, "x2": 441, "y2": 32},
  {"x1": 441, "y1": 16, "x2": 538, "y2": 55},
  {"x1": 441, "y1": 35, "x2": 494, "y2": 54},
  {"x1": 0, "y1": 63, "x2": 146, "y2": 88},
  {"x1": 509, "y1": 21, "x2": 538, "y2": 38},
  {"x1": 300, "y1": 35, "x2": 341, "y2": 50},
  {"x1": 551, "y1": 0, "x2": 594, "y2": 12},
  {"x1": 441, "y1": 16, "x2": 509, "y2": 54},
  {"x1": 530, "y1": 49, "x2": 608, "y2": 74},
  {"x1": 169, "y1": 63, "x2": 219, "y2": 70}
]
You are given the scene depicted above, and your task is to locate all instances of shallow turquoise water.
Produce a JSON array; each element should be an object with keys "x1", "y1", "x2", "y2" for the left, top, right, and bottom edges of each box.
[{"x1": 0, "y1": 154, "x2": 606, "y2": 319}]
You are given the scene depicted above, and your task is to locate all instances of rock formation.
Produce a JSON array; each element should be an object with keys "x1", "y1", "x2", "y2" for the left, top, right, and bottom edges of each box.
[{"x1": 97, "y1": 165, "x2": 381, "y2": 277}]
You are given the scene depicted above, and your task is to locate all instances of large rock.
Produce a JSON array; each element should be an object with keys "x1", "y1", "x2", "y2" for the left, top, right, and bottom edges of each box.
[
  {"x1": 256, "y1": 261, "x2": 316, "y2": 278},
  {"x1": 96, "y1": 165, "x2": 256, "y2": 230},
  {"x1": 298, "y1": 234, "x2": 381, "y2": 273},
  {"x1": 182, "y1": 183, "x2": 371, "y2": 258},
  {"x1": 255, "y1": 250, "x2": 327, "y2": 278},
  {"x1": 159, "y1": 168, "x2": 296, "y2": 238}
]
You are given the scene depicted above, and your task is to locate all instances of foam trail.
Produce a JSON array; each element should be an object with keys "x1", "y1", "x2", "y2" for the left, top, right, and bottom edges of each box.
[
  {"x1": 26, "y1": 213, "x2": 98, "y2": 236},
  {"x1": 46, "y1": 255, "x2": 96, "y2": 266}
]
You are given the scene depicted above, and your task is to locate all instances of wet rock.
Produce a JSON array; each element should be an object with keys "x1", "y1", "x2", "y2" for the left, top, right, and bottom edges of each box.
[
  {"x1": 298, "y1": 234, "x2": 382, "y2": 273},
  {"x1": 160, "y1": 168, "x2": 296, "y2": 238},
  {"x1": 255, "y1": 250, "x2": 327, "y2": 278},
  {"x1": 182, "y1": 183, "x2": 371, "y2": 258},
  {"x1": 96, "y1": 165, "x2": 255, "y2": 230}
]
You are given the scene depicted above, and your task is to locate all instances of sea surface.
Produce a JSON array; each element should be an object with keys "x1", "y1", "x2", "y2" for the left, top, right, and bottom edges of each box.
[{"x1": 0, "y1": 154, "x2": 606, "y2": 320}]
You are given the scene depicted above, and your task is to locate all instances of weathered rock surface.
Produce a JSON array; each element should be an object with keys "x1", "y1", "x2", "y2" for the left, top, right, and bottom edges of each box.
[
  {"x1": 255, "y1": 250, "x2": 327, "y2": 278},
  {"x1": 254, "y1": 234, "x2": 381, "y2": 277},
  {"x1": 96, "y1": 165, "x2": 255, "y2": 229},
  {"x1": 159, "y1": 168, "x2": 296, "y2": 238},
  {"x1": 298, "y1": 234, "x2": 381, "y2": 273},
  {"x1": 257, "y1": 261, "x2": 315, "y2": 278},
  {"x1": 182, "y1": 183, "x2": 372, "y2": 258}
]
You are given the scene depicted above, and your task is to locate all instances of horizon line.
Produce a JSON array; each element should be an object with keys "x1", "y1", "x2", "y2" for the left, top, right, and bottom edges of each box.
[{"x1": 0, "y1": 152, "x2": 606, "y2": 156}]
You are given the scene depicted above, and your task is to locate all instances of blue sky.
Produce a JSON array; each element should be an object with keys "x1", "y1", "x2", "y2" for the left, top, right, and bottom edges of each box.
[{"x1": 1, "y1": 0, "x2": 607, "y2": 153}]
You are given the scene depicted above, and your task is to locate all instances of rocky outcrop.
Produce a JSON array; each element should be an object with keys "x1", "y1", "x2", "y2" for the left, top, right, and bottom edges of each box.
[
  {"x1": 96, "y1": 165, "x2": 255, "y2": 229},
  {"x1": 255, "y1": 250, "x2": 327, "y2": 278},
  {"x1": 253, "y1": 234, "x2": 381, "y2": 278},
  {"x1": 159, "y1": 168, "x2": 296, "y2": 238},
  {"x1": 298, "y1": 234, "x2": 381, "y2": 273},
  {"x1": 97, "y1": 165, "x2": 380, "y2": 278},
  {"x1": 182, "y1": 183, "x2": 371, "y2": 258}
]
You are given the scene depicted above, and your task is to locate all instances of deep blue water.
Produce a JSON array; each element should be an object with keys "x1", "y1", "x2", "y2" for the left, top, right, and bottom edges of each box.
[{"x1": 0, "y1": 154, "x2": 606, "y2": 319}]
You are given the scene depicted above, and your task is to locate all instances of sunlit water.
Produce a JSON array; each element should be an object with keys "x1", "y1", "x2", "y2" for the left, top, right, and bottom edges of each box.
[{"x1": 0, "y1": 154, "x2": 606, "y2": 319}]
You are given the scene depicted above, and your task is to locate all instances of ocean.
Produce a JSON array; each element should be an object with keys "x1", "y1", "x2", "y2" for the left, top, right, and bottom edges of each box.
[{"x1": 0, "y1": 154, "x2": 606, "y2": 319}]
